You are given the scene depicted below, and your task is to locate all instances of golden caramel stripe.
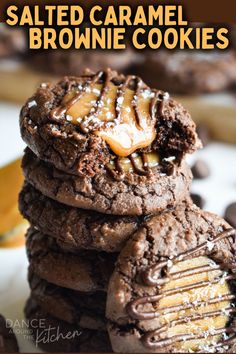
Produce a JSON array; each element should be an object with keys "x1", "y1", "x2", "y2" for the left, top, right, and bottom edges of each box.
[
  {"x1": 143, "y1": 229, "x2": 236, "y2": 286},
  {"x1": 143, "y1": 324, "x2": 236, "y2": 349},
  {"x1": 142, "y1": 306, "x2": 236, "y2": 345},
  {"x1": 128, "y1": 293, "x2": 235, "y2": 321}
]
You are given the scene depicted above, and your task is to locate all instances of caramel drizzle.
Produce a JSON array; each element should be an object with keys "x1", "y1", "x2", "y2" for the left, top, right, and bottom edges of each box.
[
  {"x1": 50, "y1": 71, "x2": 167, "y2": 124},
  {"x1": 106, "y1": 152, "x2": 151, "y2": 181},
  {"x1": 50, "y1": 70, "x2": 169, "y2": 177},
  {"x1": 131, "y1": 76, "x2": 144, "y2": 128},
  {"x1": 107, "y1": 158, "x2": 125, "y2": 181},
  {"x1": 128, "y1": 290, "x2": 236, "y2": 321},
  {"x1": 126, "y1": 229, "x2": 236, "y2": 349},
  {"x1": 50, "y1": 70, "x2": 167, "y2": 135},
  {"x1": 143, "y1": 323, "x2": 236, "y2": 350},
  {"x1": 151, "y1": 91, "x2": 169, "y2": 120},
  {"x1": 200, "y1": 330, "x2": 236, "y2": 351},
  {"x1": 144, "y1": 307, "x2": 236, "y2": 336},
  {"x1": 80, "y1": 70, "x2": 111, "y2": 132},
  {"x1": 143, "y1": 229, "x2": 236, "y2": 286},
  {"x1": 50, "y1": 71, "x2": 104, "y2": 123}
]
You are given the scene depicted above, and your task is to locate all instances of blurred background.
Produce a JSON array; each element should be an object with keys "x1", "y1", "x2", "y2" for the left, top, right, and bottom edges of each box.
[
  {"x1": 0, "y1": 22, "x2": 235, "y2": 351},
  {"x1": 0, "y1": 22, "x2": 236, "y2": 248}
]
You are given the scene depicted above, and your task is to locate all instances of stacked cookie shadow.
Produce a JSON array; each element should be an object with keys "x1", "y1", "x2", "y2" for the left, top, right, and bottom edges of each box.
[{"x1": 19, "y1": 69, "x2": 200, "y2": 352}]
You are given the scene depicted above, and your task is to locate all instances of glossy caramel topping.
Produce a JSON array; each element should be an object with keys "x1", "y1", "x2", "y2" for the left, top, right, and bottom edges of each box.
[
  {"x1": 107, "y1": 152, "x2": 159, "y2": 175},
  {"x1": 51, "y1": 70, "x2": 168, "y2": 157},
  {"x1": 127, "y1": 229, "x2": 236, "y2": 351}
]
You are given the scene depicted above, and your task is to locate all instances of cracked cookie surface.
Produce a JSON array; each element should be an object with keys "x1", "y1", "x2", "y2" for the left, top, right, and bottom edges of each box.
[
  {"x1": 22, "y1": 148, "x2": 192, "y2": 216},
  {"x1": 24, "y1": 297, "x2": 111, "y2": 353},
  {"x1": 28, "y1": 271, "x2": 106, "y2": 331},
  {"x1": 132, "y1": 51, "x2": 236, "y2": 94},
  {"x1": 26, "y1": 227, "x2": 117, "y2": 292},
  {"x1": 20, "y1": 69, "x2": 199, "y2": 177},
  {"x1": 19, "y1": 183, "x2": 141, "y2": 252}
]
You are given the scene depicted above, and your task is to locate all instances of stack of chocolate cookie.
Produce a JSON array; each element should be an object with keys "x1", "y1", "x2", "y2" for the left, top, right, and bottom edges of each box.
[{"x1": 19, "y1": 69, "x2": 201, "y2": 352}]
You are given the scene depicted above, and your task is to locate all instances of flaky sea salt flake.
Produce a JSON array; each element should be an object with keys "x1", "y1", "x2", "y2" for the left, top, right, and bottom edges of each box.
[
  {"x1": 28, "y1": 100, "x2": 37, "y2": 108},
  {"x1": 206, "y1": 241, "x2": 215, "y2": 251}
]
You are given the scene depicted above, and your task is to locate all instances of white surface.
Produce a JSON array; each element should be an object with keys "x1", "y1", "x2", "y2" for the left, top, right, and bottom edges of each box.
[
  {"x1": 0, "y1": 102, "x2": 25, "y2": 166},
  {"x1": 0, "y1": 248, "x2": 37, "y2": 352},
  {"x1": 0, "y1": 102, "x2": 235, "y2": 352},
  {"x1": 0, "y1": 102, "x2": 38, "y2": 351}
]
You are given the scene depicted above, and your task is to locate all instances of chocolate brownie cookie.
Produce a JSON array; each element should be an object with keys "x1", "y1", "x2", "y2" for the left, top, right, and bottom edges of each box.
[
  {"x1": 19, "y1": 183, "x2": 141, "y2": 252},
  {"x1": 28, "y1": 49, "x2": 136, "y2": 76},
  {"x1": 106, "y1": 202, "x2": 236, "y2": 353},
  {"x1": 225, "y1": 203, "x2": 236, "y2": 229},
  {"x1": 28, "y1": 271, "x2": 106, "y2": 331},
  {"x1": 190, "y1": 193, "x2": 206, "y2": 209},
  {"x1": 20, "y1": 69, "x2": 199, "y2": 178},
  {"x1": 24, "y1": 297, "x2": 111, "y2": 352},
  {"x1": 0, "y1": 315, "x2": 19, "y2": 352},
  {"x1": 26, "y1": 227, "x2": 116, "y2": 292},
  {"x1": 0, "y1": 25, "x2": 26, "y2": 59},
  {"x1": 22, "y1": 148, "x2": 192, "y2": 216},
  {"x1": 133, "y1": 51, "x2": 236, "y2": 94},
  {"x1": 191, "y1": 159, "x2": 210, "y2": 180}
]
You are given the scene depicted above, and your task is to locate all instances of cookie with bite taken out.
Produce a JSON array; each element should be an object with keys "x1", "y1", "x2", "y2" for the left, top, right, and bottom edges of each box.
[{"x1": 20, "y1": 69, "x2": 199, "y2": 215}]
